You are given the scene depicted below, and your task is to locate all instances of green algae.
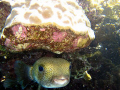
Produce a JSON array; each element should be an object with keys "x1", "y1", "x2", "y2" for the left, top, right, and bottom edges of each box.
[{"x1": 0, "y1": 45, "x2": 9, "y2": 56}]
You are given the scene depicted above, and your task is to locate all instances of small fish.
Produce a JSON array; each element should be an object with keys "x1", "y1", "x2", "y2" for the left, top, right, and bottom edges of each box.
[
  {"x1": 6, "y1": 57, "x2": 71, "y2": 89},
  {"x1": 83, "y1": 70, "x2": 92, "y2": 81}
]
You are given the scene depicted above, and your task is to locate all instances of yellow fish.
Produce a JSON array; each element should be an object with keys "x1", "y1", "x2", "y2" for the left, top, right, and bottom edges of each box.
[
  {"x1": 13, "y1": 57, "x2": 71, "y2": 89},
  {"x1": 83, "y1": 70, "x2": 92, "y2": 81}
]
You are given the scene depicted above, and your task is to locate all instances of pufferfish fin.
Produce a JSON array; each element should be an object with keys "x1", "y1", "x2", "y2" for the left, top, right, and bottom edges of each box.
[
  {"x1": 3, "y1": 79, "x2": 17, "y2": 88},
  {"x1": 37, "y1": 84, "x2": 41, "y2": 90},
  {"x1": 14, "y1": 60, "x2": 32, "y2": 89}
]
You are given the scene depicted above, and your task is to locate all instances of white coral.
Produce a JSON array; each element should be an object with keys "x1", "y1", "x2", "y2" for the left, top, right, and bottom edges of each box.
[{"x1": 1, "y1": 0, "x2": 95, "y2": 40}]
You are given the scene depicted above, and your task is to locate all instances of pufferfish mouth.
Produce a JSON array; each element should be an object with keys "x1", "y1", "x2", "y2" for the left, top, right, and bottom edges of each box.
[
  {"x1": 53, "y1": 76, "x2": 69, "y2": 85},
  {"x1": 42, "y1": 76, "x2": 70, "y2": 88}
]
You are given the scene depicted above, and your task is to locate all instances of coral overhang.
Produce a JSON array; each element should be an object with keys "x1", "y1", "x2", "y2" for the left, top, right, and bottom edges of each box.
[{"x1": 1, "y1": 0, "x2": 95, "y2": 54}]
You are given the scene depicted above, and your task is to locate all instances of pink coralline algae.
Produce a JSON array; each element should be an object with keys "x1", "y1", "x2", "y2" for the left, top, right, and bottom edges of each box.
[
  {"x1": 40, "y1": 28, "x2": 46, "y2": 31},
  {"x1": 4, "y1": 38, "x2": 18, "y2": 51},
  {"x1": 4, "y1": 38, "x2": 11, "y2": 47},
  {"x1": 12, "y1": 24, "x2": 27, "y2": 40},
  {"x1": 52, "y1": 32, "x2": 67, "y2": 42}
]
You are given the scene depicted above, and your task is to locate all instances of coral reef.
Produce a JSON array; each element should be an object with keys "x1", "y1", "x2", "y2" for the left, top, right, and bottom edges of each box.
[
  {"x1": 78, "y1": 0, "x2": 105, "y2": 29},
  {"x1": 0, "y1": 0, "x2": 120, "y2": 90},
  {"x1": 0, "y1": 2, "x2": 11, "y2": 57},
  {"x1": 1, "y1": 0, "x2": 95, "y2": 54},
  {"x1": 0, "y1": 45, "x2": 9, "y2": 57},
  {"x1": 79, "y1": 0, "x2": 120, "y2": 63},
  {"x1": 0, "y1": 2, "x2": 11, "y2": 31}
]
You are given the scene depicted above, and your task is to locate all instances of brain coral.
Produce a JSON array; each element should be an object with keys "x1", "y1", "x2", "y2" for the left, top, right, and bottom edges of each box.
[{"x1": 1, "y1": 0, "x2": 95, "y2": 54}]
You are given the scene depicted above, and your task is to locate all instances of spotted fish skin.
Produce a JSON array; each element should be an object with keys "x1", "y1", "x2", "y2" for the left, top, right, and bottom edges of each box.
[{"x1": 14, "y1": 57, "x2": 71, "y2": 89}]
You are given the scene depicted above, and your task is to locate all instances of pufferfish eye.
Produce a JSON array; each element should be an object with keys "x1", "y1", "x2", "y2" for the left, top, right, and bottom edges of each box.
[
  {"x1": 39, "y1": 66, "x2": 44, "y2": 71},
  {"x1": 69, "y1": 64, "x2": 72, "y2": 69}
]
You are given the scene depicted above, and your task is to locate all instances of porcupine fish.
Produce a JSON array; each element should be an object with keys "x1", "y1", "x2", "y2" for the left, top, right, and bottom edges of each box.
[{"x1": 13, "y1": 57, "x2": 71, "y2": 89}]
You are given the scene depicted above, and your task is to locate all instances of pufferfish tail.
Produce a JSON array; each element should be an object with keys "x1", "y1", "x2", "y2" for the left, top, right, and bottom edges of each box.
[{"x1": 14, "y1": 60, "x2": 32, "y2": 89}]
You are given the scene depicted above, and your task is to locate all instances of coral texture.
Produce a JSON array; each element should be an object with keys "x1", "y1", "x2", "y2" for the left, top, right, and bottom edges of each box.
[{"x1": 1, "y1": 0, "x2": 95, "y2": 54}]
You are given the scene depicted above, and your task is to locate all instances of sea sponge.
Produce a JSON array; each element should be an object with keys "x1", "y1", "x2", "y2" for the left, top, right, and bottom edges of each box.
[{"x1": 1, "y1": 0, "x2": 95, "y2": 54}]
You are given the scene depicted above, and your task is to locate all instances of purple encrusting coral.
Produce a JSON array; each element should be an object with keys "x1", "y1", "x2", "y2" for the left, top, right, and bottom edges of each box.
[
  {"x1": 12, "y1": 24, "x2": 27, "y2": 40},
  {"x1": 52, "y1": 32, "x2": 67, "y2": 42}
]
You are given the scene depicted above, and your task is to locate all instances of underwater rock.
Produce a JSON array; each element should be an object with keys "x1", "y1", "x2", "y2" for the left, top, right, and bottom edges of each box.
[
  {"x1": 1, "y1": 0, "x2": 95, "y2": 54},
  {"x1": 0, "y1": 2, "x2": 11, "y2": 31}
]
